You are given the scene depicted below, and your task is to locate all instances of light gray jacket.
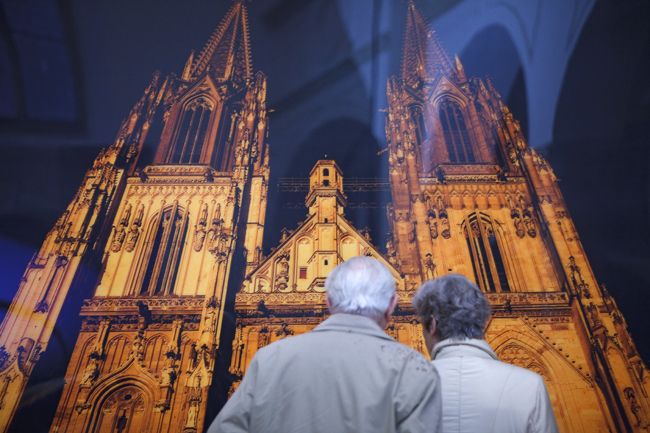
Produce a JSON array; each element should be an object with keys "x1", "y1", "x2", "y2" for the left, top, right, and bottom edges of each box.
[
  {"x1": 209, "y1": 313, "x2": 442, "y2": 433},
  {"x1": 431, "y1": 338, "x2": 559, "y2": 433}
]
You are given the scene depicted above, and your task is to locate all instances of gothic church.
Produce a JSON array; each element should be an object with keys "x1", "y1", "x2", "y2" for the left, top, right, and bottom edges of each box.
[{"x1": 0, "y1": 1, "x2": 648, "y2": 432}]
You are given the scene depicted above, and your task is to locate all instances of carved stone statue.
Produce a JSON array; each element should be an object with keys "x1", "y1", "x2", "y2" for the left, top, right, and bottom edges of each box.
[
  {"x1": 160, "y1": 357, "x2": 177, "y2": 387},
  {"x1": 124, "y1": 225, "x2": 140, "y2": 253},
  {"x1": 523, "y1": 213, "x2": 537, "y2": 238},
  {"x1": 440, "y1": 217, "x2": 451, "y2": 239},
  {"x1": 111, "y1": 227, "x2": 126, "y2": 252},
  {"x1": 80, "y1": 356, "x2": 99, "y2": 386},
  {"x1": 193, "y1": 228, "x2": 206, "y2": 253}
]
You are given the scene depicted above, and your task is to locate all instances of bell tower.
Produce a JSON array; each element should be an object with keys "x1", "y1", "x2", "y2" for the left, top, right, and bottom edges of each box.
[
  {"x1": 0, "y1": 1, "x2": 269, "y2": 432},
  {"x1": 305, "y1": 160, "x2": 346, "y2": 223},
  {"x1": 384, "y1": 2, "x2": 650, "y2": 432}
]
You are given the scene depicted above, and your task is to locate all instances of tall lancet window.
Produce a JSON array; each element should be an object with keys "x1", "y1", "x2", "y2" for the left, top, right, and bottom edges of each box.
[
  {"x1": 463, "y1": 212, "x2": 511, "y2": 293},
  {"x1": 410, "y1": 105, "x2": 427, "y2": 148},
  {"x1": 140, "y1": 204, "x2": 188, "y2": 296},
  {"x1": 440, "y1": 100, "x2": 475, "y2": 163},
  {"x1": 171, "y1": 98, "x2": 213, "y2": 164}
]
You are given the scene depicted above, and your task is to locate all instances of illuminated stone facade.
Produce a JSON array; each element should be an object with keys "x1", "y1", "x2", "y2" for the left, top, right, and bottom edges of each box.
[
  {"x1": 0, "y1": 1, "x2": 648, "y2": 432},
  {"x1": 0, "y1": 2, "x2": 268, "y2": 432},
  {"x1": 380, "y1": 4, "x2": 650, "y2": 431}
]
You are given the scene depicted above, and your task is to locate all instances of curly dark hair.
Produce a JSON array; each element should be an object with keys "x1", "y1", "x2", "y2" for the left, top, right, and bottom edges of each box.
[{"x1": 412, "y1": 274, "x2": 491, "y2": 340}]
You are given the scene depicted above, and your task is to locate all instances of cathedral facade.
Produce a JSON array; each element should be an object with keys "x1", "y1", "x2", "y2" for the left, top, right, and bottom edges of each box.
[{"x1": 0, "y1": 1, "x2": 648, "y2": 432}]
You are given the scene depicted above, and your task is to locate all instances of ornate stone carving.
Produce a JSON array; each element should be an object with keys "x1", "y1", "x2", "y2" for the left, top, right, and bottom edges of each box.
[
  {"x1": 427, "y1": 211, "x2": 438, "y2": 239},
  {"x1": 586, "y1": 303, "x2": 602, "y2": 328},
  {"x1": 193, "y1": 203, "x2": 209, "y2": 252},
  {"x1": 111, "y1": 203, "x2": 132, "y2": 252},
  {"x1": 440, "y1": 217, "x2": 451, "y2": 239},
  {"x1": 257, "y1": 327, "x2": 270, "y2": 348},
  {"x1": 624, "y1": 387, "x2": 647, "y2": 427},
  {"x1": 567, "y1": 256, "x2": 591, "y2": 298},
  {"x1": 0, "y1": 373, "x2": 16, "y2": 410},
  {"x1": 484, "y1": 292, "x2": 568, "y2": 305},
  {"x1": 79, "y1": 355, "x2": 100, "y2": 387},
  {"x1": 274, "y1": 251, "x2": 290, "y2": 292},
  {"x1": 82, "y1": 297, "x2": 204, "y2": 311},
  {"x1": 423, "y1": 253, "x2": 435, "y2": 280},
  {"x1": 159, "y1": 355, "x2": 177, "y2": 387},
  {"x1": 235, "y1": 292, "x2": 327, "y2": 304}
]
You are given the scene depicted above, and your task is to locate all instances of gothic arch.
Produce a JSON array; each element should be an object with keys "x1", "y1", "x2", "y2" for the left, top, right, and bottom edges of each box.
[
  {"x1": 254, "y1": 276, "x2": 271, "y2": 293},
  {"x1": 74, "y1": 335, "x2": 99, "y2": 383},
  {"x1": 84, "y1": 378, "x2": 157, "y2": 433},
  {"x1": 168, "y1": 94, "x2": 217, "y2": 164},
  {"x1": 488, "y1": 328, "x2": 574, "y2": 381},
  {"x1": 131, "y1": 204, "x2": 190, "y2": 297},
  {"x1": 296, "y1": 235, "x2": 313, "y2": 263},
  {"x1": 431, "y1": 90, "x2": 468, "y2": 110},
  {"x1": 407, "y1": 102, "x2": 428, "y2": 149},
  {"x1": 142, "y1": 334, "x2": 170, "y2": 375},
  {"x1": 340, "y1": 235, "x2": 358, "y2": 261},
  {"x1": 605, "y1": 345, "x2": 637, "y2": 393},
  {"x1": 462, "y1": 212, "x2": 512, "y2": 292},
  {"x1": 101, "y1": 335, "x2": 131, "y2": 375}
]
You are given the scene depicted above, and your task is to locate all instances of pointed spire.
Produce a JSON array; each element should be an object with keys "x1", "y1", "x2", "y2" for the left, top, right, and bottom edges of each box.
[
  {"x1": 189, "y1": 1, "x2": 253, "y2": 84},
  {"x1": 455, "y1": 54, "x2": 466, "y2": 81},
  {"x1": 400, "y1": 1, "x2": 454, "y2": 83},
  {"x1": 182, "y1": 50, "x2": 195, "y2": 81}
]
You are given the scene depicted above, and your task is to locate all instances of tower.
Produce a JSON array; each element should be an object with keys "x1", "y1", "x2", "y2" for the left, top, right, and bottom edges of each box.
[
  {"x1": 229, "y1": 160, "x2": 422, "y2": 393},
  {"x1": 0, "y1": 2, "x2": 269, "y2": 432},
  {"x1": 383, "y1": 2, "x2": 650, "y2": 431}
]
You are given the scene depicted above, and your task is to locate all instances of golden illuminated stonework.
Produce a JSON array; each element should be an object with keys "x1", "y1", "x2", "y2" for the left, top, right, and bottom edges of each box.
[{"x1": 0, "y1": 1, "x2": 647, "y2": 432}]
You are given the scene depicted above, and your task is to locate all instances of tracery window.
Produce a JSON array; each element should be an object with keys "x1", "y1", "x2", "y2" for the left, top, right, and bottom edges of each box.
[
  {"x1": 93, "y1": 386, "x2": 147, "y2": 432},
  {"x1": 439, "y1": 100, "x2": 475, "y2": 163},
  {"x1": 463, "y1": 212, "x2": 511, "y2": 293},
  {"x1": 140, "y1": 204, "x2": 187, "y2": 296},
  {"x1": 170, "y1": 98, "x2": 213, "y2": 164}
]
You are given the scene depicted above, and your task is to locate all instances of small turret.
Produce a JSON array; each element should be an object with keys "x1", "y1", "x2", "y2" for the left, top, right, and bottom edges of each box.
[{"x1": 305, "y1": 160, "x2": 346, "y2": 223}]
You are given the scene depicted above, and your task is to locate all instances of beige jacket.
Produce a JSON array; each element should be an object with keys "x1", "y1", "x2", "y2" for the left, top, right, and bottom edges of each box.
[
  {"x1": 431, "y1": 339, "x2": 559, "y2": 433},
  {"x1": 209, "y1": 313, "x2": 442, "y2": 433}
]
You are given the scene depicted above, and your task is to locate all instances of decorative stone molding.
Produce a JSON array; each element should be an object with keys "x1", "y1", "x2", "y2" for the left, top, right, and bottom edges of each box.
[
  {"x1": 485, "y1": 292, "x2": 569, "y2": 305},
  {"x1": 82, "y1": 297, "x2": 205, "y2": 311},
  {"x1": 235, "y1": 292, "x2": 327, "y2": 304}
]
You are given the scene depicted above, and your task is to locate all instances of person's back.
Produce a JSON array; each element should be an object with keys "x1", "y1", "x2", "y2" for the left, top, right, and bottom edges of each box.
[
  {"x1": 411, "y1": 274, "x2": 559, "y2": 433},
  {"x1": 219, "y1": 313, "x2": 439, "y2": 433},
  {"x1": 431, "y1": 339, "x2": 555, "y2": 433},
  {"x1": 209, "y1": 257, "x2": 442, "y2": 433}
]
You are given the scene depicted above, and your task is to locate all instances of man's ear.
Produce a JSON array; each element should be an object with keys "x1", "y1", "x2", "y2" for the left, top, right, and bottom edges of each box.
[{"x1": 386, "y1": 294, "x2": 399, "y2": 318}]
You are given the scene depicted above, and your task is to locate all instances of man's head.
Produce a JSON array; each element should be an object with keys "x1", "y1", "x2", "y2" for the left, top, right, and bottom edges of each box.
[
  {"x1": 325, "y1": 256, "x2": 398, "y2": 328},
  {"x1": 412, "y1": 274, "x2": 491, "y2": 353}
]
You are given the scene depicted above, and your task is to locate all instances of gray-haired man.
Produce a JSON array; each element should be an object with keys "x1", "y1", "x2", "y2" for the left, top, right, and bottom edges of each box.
[
  {"x1": 209, "y1": 256, "x2": 442, "y2": 433},
  {"x1": 412, "y1": 274, "x2": 559, "y2": 433}
]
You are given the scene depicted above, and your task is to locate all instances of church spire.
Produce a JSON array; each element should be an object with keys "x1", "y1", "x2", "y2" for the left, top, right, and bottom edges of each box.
[
  {"x1": 187, "y1": 1, "x2": 253, "y2": 84},
  {"x1": 400, "y1": 1, "x2": 454, "y2": 83}
]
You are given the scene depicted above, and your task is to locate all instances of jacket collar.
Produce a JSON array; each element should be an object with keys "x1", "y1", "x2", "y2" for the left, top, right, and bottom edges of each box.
[
  {"x1": 312, "y1": 313, "x2": 394, "y2": 341},
  {"x1": 430, "y1": 338, "x2": 499, "y2": 361}
]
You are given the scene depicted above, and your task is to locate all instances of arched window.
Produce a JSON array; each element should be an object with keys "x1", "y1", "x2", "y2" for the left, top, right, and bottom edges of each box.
[
  {"x1": 170, "y1": 98, "x2": 213, "y2": 164},
  {"x1": 439, "y1": 100, "x2": 475, "y2": 163},
  {"x1": 140, "y1": 204, "x2": 188, "y2": 296},
  {"x1": 463, "y1": 212, "x2": 511, "y2": 292},
  {"x1": 93, "y1": 386, "x2": 148, "y2": 432},
  {"x1": 410, "y1": 105, "x2": 427, "y2": 147}
]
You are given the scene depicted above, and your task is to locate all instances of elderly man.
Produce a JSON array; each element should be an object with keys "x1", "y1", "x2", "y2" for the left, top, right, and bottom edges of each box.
[
  {"x1": 209, "y1": 256, "x2": 442, "y2": 433},
  {"x1": 412, "y1": 274, "x2": 559, "y2": 433}
]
